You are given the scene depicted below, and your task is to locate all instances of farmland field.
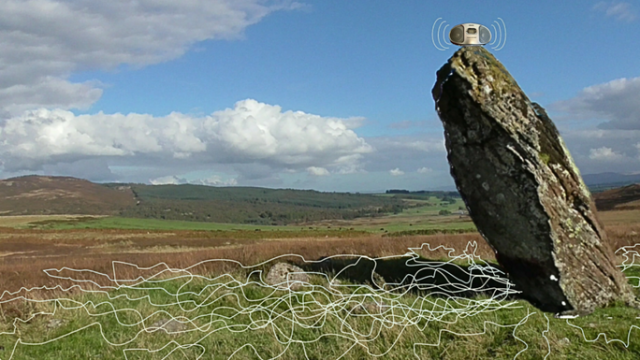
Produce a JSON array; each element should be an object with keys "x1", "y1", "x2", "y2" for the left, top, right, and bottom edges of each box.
[{"x1": 12, "y1": 197, "x2": 475, "y2": 234}]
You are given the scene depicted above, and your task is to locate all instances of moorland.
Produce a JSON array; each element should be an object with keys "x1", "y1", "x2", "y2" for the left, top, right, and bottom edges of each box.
[{"x1": 0, "y1": 175, "x2": 639, "y2": 359}]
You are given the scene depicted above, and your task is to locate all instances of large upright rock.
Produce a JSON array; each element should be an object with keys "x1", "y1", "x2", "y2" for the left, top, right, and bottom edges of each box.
[{"x1": 432, "y1": 46, "x2": 638, "y2": 316}]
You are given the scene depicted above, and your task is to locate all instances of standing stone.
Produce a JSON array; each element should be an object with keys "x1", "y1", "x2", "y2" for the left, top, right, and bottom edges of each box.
[{"x1": 431, "y1": 46, "x2": 638, "y2": 316}]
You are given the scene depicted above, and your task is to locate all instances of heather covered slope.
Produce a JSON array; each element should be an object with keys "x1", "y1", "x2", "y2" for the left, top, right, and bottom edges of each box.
[
  {"x1": 0, "y1": 176, "x2": 409, "y2": 224},
  {"x1": 594, "y1": 183, "x2": 640, "y2": 211},
  {"x1": 0, "y1": 175, "x2": 135, "y2": 215}
]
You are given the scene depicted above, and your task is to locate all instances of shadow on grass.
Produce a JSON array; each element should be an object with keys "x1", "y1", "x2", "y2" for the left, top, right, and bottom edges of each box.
[
  {"x1": 294, "y1": 255, "x2": 640, "y2": 314},
  {"x1": 298, "y1": 255, "x2": 521, "y2": 301}
]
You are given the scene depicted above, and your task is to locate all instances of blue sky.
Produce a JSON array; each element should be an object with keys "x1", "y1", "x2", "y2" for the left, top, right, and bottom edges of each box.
[{"x1": 1, "y1": 1, "x2": 639, "y2": 192}]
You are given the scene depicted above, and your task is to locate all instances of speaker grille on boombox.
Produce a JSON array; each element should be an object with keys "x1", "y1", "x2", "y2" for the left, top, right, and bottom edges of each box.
[
  {"x1": 479, "y1": 26, "x2": 491, "y2": 44},
  {"x1": 449, "y1": 25, "x2": 464, "y2": 44}
]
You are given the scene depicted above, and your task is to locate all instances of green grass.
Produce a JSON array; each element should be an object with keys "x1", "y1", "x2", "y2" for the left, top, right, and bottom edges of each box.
[
  {"x1": 350, "y1": 198, "x2": 476, "y2": 235},
  {"x1": 22, "y1": 216, "x2": 297, "y2": 231},
  {"x1": 394, "y1": 197, "x2": 467, "y2": 216},
  {"x1": 18, "y1": 198, "x2": 477, "y2": 236},
  {"x1": 368, "y1": 220, "x2": 476, "y2": 234},
  {"x1": 2, "y1": 264, "x2": 639, "y2": 359},
  {"x1": 18, "y1": 216, "x2": 375, "y2": 240}
]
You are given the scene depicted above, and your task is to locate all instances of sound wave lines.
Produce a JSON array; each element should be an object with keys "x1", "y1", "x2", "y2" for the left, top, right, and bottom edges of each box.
[{"x1": 431, "y1": 17, "x2": 507, "y2": 51}]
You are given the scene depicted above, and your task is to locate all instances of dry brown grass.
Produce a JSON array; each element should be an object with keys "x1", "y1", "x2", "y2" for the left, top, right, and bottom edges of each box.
[
  {"x1": 0, "y1": 214, "x2": 107, "y2": 227},
  {"x1": 598, "y1": 210, "x2": 640, "y2": 226},
  {"x1": 1, "y1": 210, "x2": 638, "y2": 302}
]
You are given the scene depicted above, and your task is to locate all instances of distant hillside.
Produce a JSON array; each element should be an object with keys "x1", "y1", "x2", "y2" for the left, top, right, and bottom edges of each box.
[
  {"x1": 583, "y1": 172, "x2": 640, "y2": 191},
  {"x1": 102, "y1": 182, "x2": 408, "y2": 225},
  {"x1": 0, "y1": 176, "x2": 409, "y2": 225},
  {"x1": 593, "y1": 183, "x2": 640, "y2": 211},
  {"x1": 0, "y1": 175, "x2": 135, "y2": 215},
  {"x1": 4, "y1": 175, "x2": 633, "y2": 223}
]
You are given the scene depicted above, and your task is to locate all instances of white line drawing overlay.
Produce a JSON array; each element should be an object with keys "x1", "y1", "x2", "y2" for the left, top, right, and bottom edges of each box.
[{"x1": 0, "y1": 241, "x2": 638, "y2": 359}]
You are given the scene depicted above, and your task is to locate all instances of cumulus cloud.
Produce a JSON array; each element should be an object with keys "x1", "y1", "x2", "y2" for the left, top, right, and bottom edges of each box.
[
  {"x1": 588, "y1": 147, "x2": 625, "y2": 161},
  {"x1": 307, "y1": 167, "x2": 330, "y2": 176},
  {"x1": 539, "y1": 76, "x2": 640, "y2": 173},
  {"x1": 199, "y1": 176, "x2": 238, "y2": 186},
  {"x1": 593, "y1": 1, "x2": 637, "y2": 22},
  {"x1": 341, "y1": 117, "x2": 367, "y2": 129},
  {"x1": 202, "y1": 99, "x2": 372, "y2": 166},
  {"x1": 389, "y1": 168, "x2": 404, "y2": 176},
  {"x1": 558, "y1": 128, "x2": 640, "y2": 174},
  {"x1": 0, "y1": 0, "x2": 299, "y2": 114},
  {"x1": 150, "y1": 176, "x2": 185, "y2": 185},
  {"x1": 417, "y1": 167, "x2": 432, "y2": 174},
  {"x1": 0, "y1": 99, "x2": 372, "y2": 181},
  {"x1": 550, "y1": 77, "x2": 640, "y2": 130},
  {"x1": 0, "y1": 108, "x2": 206, "y2": 171},
  {"x1": 0, "y1": 78, "x2": 104, "y2": 115},
  {"x1": 150, "y1": 174, "x2": 237, "y2": 186}
]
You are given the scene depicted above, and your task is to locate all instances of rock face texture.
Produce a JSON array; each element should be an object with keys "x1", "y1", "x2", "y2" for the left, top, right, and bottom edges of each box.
[
  {"x1": 432, "y1": 46, "x2": 638, "y2": 316},
  {"x1": 265, "y1": 262, "x2": 309, "y2": 291}
]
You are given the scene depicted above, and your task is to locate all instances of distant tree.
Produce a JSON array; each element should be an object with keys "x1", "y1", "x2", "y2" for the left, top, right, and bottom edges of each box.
[
  {"x1": 439, "y1": 210, "x2": 451, "y2": 215},
  {"x1": 441, "y1": 196, "x2": 456, "y2": 204}
]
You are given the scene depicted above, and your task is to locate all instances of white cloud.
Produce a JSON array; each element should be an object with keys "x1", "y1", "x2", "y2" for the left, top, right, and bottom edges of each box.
[
  {"x1": 307, "y1": 166, "x2": 330, "y2": 176},
  {"x1": 558, "y1": 128, "x2": 640, "y2": 174},
  {"x1": 593, "y1": 2, "x2": 637, "y2": 22},
  {"x1": 0, "y1": 0, "x2": 298, "y2": 114},
  {"x1": 547, "y1": 76, "x2": 640, "y2": 173},
  {"x1": 0, "y1": 77, "x2": 104, "y2": 115},
  {"x1": 341, "y1": 117, "x2": 367, "y2": 129},
  {"x1": 636, "y1": 143, "x2": 640, "y2": 157},
  {"x1": 550, "y1": 77, "x2": 640, "y2": 130},
  {"x1": 588, "y1": 147, "x2": 625, "y2": 161},
  {"x1": 0, "y1": 99, "x2": 372, "y2": 181},
  {"x1": 0, "y1": 108, "x2": 206, "y2": 170},
  {"x1": 150, "y1": 175, "x2": 185, "y2": 185},
  {"x1": 199, "y1": 175, "x2": 238, "y2": 186},
  {"x1": 389, "y1": 168, "x2": 404, "y2": 176},
  {"x1": 151, "y1": 174, "x2": 237, "y2": 186},
  {"x1": 202, "y1": 99, "x2": 372, "y2": 168},
  {"x1": 417, "y1": 167, "x2": 432, "y2": 174},
  {"x1": 332, "y1": 154, "x2": 368, "y2": 174}
]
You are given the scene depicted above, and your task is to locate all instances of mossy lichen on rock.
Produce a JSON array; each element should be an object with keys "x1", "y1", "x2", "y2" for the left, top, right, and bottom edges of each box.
[
  {"x1": 432, "y1": 46, "x2": 639, "y2": 316},
  {"x1": 540, "y1": 153, "x2": 550, "y2": 165}
]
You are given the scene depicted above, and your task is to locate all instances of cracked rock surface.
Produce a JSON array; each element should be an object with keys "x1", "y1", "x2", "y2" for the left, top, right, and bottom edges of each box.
[{"x1": 432, "y1": 46, "x2": 638, "y2": 316}]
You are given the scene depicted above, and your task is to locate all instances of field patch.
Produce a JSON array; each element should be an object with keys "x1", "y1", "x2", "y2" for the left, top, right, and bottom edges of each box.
[{"x1": 0, "y1": 215, "x2": 108, "y2": 228}]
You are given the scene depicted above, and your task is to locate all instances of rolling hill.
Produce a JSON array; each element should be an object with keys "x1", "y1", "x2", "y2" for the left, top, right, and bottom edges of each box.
[
  {"x1": 2, "y1": 175, "x2": 636, "y2": 224},
  {"x1": 583, "y1": 172, "x2": 640, "y2": 188},
  {"x1": 593, "y1": 183, "x2": 640, "y2": 211},
  {"x1": 0, "y1": 175, "x2": 408, "y2": 224},
  {"x1": 0, "y1": 175, "x2": 136, "y2": 215}
]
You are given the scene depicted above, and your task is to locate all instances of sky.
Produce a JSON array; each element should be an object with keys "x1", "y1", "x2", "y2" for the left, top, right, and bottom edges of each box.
[{"x1": 0, "y1": 0, "x2": 639, "y2": 193}]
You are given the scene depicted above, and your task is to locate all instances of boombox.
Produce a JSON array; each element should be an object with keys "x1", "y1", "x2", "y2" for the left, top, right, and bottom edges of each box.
[{"x1": 449, "y1": 23, "x2": 492, "y2": 46}]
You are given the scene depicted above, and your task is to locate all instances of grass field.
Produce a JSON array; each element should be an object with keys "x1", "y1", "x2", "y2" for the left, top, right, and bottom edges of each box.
[
  {"x1": 16, "y1": 216, "x2": 300, "y2": 232},
  {"x1": 0, "y1": 208, "x2": 639, "y2": 359},
  {"x1": 1, "y1": 265, "x2": 639, "y2": 360},
  {"x1": 0, "y1": 215, "x2": 108, "y2": 228},
  {"x1": 5, "y1": 197, "x2": 476, "y2": 236}
]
